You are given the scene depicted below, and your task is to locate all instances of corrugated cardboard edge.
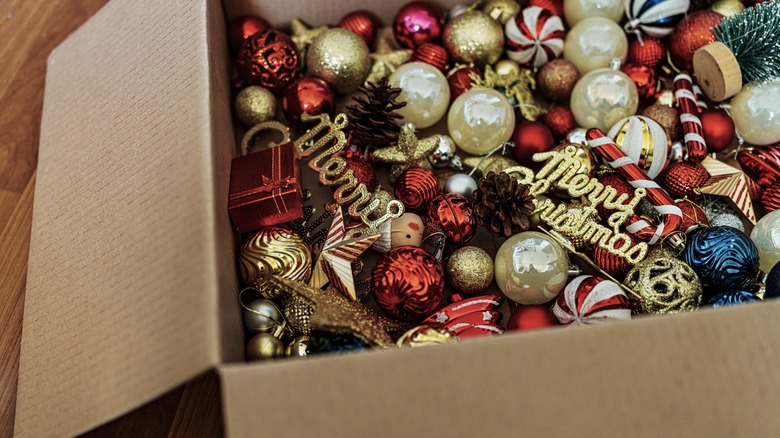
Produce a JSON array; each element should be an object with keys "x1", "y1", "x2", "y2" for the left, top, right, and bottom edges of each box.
[
  {"x1": 15, "y1": 0, "x2": 240, "y2": 436},
  {"x1": 219, "y1": 301, "x2": 780, "y2": 438}
]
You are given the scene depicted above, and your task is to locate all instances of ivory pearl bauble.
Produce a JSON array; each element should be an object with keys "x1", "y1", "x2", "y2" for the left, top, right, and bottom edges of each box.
[
  {"x1": 563, "y1": 0, "x2": 623, "y2": 26},
  {"x1": 306, "y1": 28, "x2": 371, "y2": 94},
  {"x1": 563, "y1": 17, "x2": 628, "y2": 74},
  {"x1": 750, "y1": 210, "x2": 780, "y2": 273},
  {"x1": 494, "y1": 231, "x2": 569, "y2": 304},
  {"x1": 447, "y1": 88, "x2": 515, "y2": 155},
  {"x1": 570, "y1": 68, "x2": 639, "y2": 132},
  {"x1": 389, "y1": 62, "x2": 450, "y2": 129},
  {"x1": 730, "y1": 80, "x2": 780, "y2": 146}
]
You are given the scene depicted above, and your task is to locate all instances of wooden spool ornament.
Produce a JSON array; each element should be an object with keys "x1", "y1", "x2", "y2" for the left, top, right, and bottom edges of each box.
[{"x1": 692, "y1": 41, "x2": 742, "y2": 102}]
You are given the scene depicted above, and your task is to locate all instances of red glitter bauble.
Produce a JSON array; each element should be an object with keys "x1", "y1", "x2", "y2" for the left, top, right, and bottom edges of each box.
[
  {"x1": 762, "y1": 183, "x2": 780, "y2": 212},
  {"x1": 676, "y1": 198, "x2": 710, "y2": 232},
  {"x1": 528, "y1": 0, "x2": 563, "y2": 16},
  {"x1": 371, "y1": 246, "x2": 445, "y2": 321},
  {"x1": 228, "y1": 15, "x2": 269, "y2": 52},
  {"x1": 510, "y1": 122, "x2": 555, "y2": 166},
  {"x1": 626, "y1": 35, "x2": 665, "y2": 69},
  {"x1": 669, "y1": 11, "x2": 723, "y2": 71},
  {"x1": 621, "y1": 63, "x2": 658, "y2": 103},
  {"x1": 339, "y1": 11, "x2": 377, "y2": 47},
  {"x1": 337, "y1": 155, "x2": 377, "y2": 193},
  {"x1": 281, "y1": 77, "x2": 335, "y2": 127},
  {"x1": 236, "y1": 30, "x2": 300, "y2": 91},
  {"x1": 412, "y1": 43, "x2": 450, "y2": 71},
  {"x1": 393, "y1": 1, "x2": 444, "y2": 49},
  {"x1": 543, "y1": 106, "x2": 576, "y2": 139},
  {"x1": 597, "y1": 173, "x2": 634, "y2": 220},
  {"x1": 659, "y1": 161, "x2": 709, "y2": 198},
  {"x1": 395, "y1": 167, "x2": 440, "y2": 212},
  {"x1": 427, "y1": 193, "x2": 477, "y2": 246},
  {"x1": 506, "y1": 305, "x2": 558, "y2": 331},
  {"x1": 700, "y1": 108, "x2": 736, "y2": 153},
  {"x1": 592, "y1": 235, "x2": 636, "y2": 279},
  {"x1": 447, "y1": 66, "x2": 481, "y2": 101}
]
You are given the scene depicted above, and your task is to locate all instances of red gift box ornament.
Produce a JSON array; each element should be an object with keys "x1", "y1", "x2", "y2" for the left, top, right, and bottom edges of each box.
[{"x1": 228, "y1": 121, "x2": 304, "y2": 233}]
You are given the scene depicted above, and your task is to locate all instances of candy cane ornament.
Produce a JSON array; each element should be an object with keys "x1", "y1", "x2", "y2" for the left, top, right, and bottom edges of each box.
[
  {"x1": 692, "y1": 84, "x2": 708, "y2": 111},
  {"x1": 674, "y1": 74, "x2": 708, "y2": 162},
  {"x1": 587, "y1": 128, "x2": 683, "y2": 247}
]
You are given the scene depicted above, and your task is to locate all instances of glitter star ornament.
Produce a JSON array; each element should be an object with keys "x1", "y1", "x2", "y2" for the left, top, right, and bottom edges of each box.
[
  {"x1": 372, "y1": 123, "x2": 441, "y2": 183},
  {"x1": 697, "y1": 157, "x2": 759, "y2": 224},
  {"x1": 366, "y1": 37, "x2": 412, "y2": 85},
  {"x1": 290, "y1": 18, "x2": 328, "y2": 61},
  {"x1": 309, "y1": 207, "x2": 380, "y2": 300}
]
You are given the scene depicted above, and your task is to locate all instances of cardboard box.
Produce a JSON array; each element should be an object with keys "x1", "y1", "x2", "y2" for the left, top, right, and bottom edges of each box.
[{"x1": 15, "y1": 0, "x2": 780, "y2": 436}]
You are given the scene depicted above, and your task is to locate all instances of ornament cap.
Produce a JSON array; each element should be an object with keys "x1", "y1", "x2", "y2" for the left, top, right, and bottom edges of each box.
[{"x1": 693, "y1": 42, "x2": 742, "y2": 102}]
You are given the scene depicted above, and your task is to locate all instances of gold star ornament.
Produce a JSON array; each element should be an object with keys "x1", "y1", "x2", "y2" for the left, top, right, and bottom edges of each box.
[
  {"x1": 290, "y1": 18, "x2": 327, "y2": 60},
  {"x1": 366, "y1": 37, "x2": 412, "y2": 85},
  {"x1": 372, "y1": 124, "x2": 441, "y2": 183},
  {"x1": 696, "y1": 157, "x2": 759, "y2": 224}
]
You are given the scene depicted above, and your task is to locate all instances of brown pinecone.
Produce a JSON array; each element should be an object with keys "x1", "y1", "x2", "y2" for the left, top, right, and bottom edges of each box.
[
  {"x1": 473, "y1": 171, "x2": 535, "y2": 238},
  {"x1": 345, "y1": 76, "x2": 407, "y2": 149}
]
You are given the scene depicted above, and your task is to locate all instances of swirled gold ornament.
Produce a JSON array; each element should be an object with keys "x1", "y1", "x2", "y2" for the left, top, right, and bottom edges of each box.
[
  {"x1": 396, "y1": 325, "x2": 459, "y2": 347},
  {"x1": 239, "y1": 227, "x2": 312, "y2": 285},
  {"x1": 623, "y1": 248, "x2": 703, "y2": 314}
]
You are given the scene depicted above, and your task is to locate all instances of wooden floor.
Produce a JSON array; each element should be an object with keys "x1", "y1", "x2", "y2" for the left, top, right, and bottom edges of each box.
[{"x1": 0, "y1": 1, "x2": 221, "y2": 437}]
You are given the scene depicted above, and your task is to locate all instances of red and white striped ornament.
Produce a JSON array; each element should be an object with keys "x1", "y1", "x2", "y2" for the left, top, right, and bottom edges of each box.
[
  {"x1": 674, "y1": 74, "x2": 708, "y2": 162},
  {"x1": 553, "y1": 275, "x2": 631, "y2": 326},
  {"x1": 504, "y1": 6, "x2": 564, "y2": 68}
]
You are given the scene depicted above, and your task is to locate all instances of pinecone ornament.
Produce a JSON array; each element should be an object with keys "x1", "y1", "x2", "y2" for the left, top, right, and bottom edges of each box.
[
  {"x1": 346, "y1": 77, "x2": 407, "y2": 149},
  {"x1": 473, "y1": 172, "x2": 535, "y2": 238}
]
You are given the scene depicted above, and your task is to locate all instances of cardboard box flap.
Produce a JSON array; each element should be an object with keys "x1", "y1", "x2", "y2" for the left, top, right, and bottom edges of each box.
[
  {"x1": 15, "y1": 0, "x2": 240, "y2": 436},
  {"x1": 219, "y1": 301, "x2": 780, "y2": 438}
]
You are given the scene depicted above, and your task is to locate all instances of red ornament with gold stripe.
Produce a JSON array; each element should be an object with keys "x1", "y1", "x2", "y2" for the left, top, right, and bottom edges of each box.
[
  {"x1": 504, "y1": 6, "x2": 564, "y2": 68},
  {"x1": 552, "y1": 276, "x2": 632, "y2": 326}
]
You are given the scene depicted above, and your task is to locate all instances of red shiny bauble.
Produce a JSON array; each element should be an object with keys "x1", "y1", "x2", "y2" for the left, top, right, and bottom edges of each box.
[
  {"x1": 427, "y1": 193, "x2": 477, "y2": 246},
  {"x1": 236, "y1": 30, "x2": 300, "y2": 91},
  {"x1": 529, "y1": 0, "x2": 564, "y2": 16},
  {"x1": 621, "y1": 63, "x2": 658, "y2": 103},
  {"x1": 669, "y1": 11, "x2": 723, "y2": 71},
  {"x1": 393, "y1": 1, "x2": 444, "y2": 49},
  {"x1": 677, "y1": 198, "x2": 710, "y2": 232},
  {"x1": 700, "y1": 108, "x2": 736, "y2": 153},
  {"x1": 543, "y1": 106, "x2": 576, "y2": 139},
  {"x1": 395, "y1": 167, "x2": 440, "y2": 212},
  {"x1": 412, "y1": 43, "x2": 450, "y2": 71},
  {"x1": 281, "y1": 77, "x2": 335, "y2": 127},
  {"x1": 371, "y1": 246, "x2": 445, "y2": 321},
  {"x1": 506, "y1": 305, "x2": 558, "y2": 331},
  {"x1": 762, "y1": 182, "x2": 780, "y2": 212},
  {"x1": 447, "y1": 66, "x2": 481, "y2": 101},
  {"x1": 339, "y1": 11, "x2": 377, "y2": 47},
  {"x1": 592, "y1": 235, "x2": 636, "y2": 279},
  {"x1": 228, "y1": 15, "x2": 269, "y2": 52},
  {"x1": 338, "y1": 155, "x2": 377, "y2": 193},
  {"x1": 626, "y1": 36, "x2": 665, "y2": 69},
  {"x1": 510, "y1": 122, "x2": 555, "y2": 166},
  {"x1": 596, "y1": 173, "x2": 634, "y2": 220},
  {"x1": 659, "y1": 161, "x2": 709, "y2": 198}
]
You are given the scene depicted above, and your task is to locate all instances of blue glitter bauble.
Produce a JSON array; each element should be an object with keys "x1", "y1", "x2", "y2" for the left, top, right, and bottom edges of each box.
[
  {"x1": 683, "y1": 226, "x2": 759, "y2": 299},
  {"x1": 766, "y1": 261, "x2": 780, "y2": 300},
  {"x1": 708, "y1": 290, "x2": 758, "y2": 308}
]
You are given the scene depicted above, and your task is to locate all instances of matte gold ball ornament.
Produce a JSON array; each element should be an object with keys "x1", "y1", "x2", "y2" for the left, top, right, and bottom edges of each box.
[
  {"x1": 245, "y1": 333, "x2": 285, "y2": 361},
  {"x1": 443, "y1": 11, "x2": 505, "y2": 66},
  {"x1": 234, "y1": 86, "x2": 276, "y2": 127},
  {"x1": 446, "y1": 246, "x2": 495, "y2": 294},
  {"x1": 306, "y1": 28, "x2": 371, "y2": 94}
]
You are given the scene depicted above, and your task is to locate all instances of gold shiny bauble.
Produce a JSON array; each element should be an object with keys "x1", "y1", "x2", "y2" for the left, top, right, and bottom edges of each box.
[
  {"x1": 245, "y1": 333, "x2": 285, "y2": 361},
  {"x1": 306, "y1": 28, "x2": 371, "y2": 94},
  {"x1": 396, "y1": 325, "x2": 459, "y2": 347},
  {"x1": 495, "y1": 231, "x2": 569, "y2": 304},
  {"x1": 495, "y1": 59, "x2": 521, "y2": 77},
  {"x1": 710, "y1": 0, "x2": 744, "y2": 17},
  {"x1": 239, "y1": 227, "x2": 312, "y2": 285},
  {"x1": 655, "y1": 89, "x2": 676, "y2": 107},
  {"x1": 623, "y1": 249, "x2": 703, "y2": 314},
  {"x1": 552, "y1": 143, "x2": 596, "y2": 177},
  {"x1": 234, "y1": 86, "x2": 276, "y2": 127},
  {"x1": 482, "y1": 0, "x2": 521, "y2": 24},
  {"x1": 529, "y1": 195, "x2": 550, "y2": 229},
  {"x1": 446, "y1": 246, "x2": 495, "y2": 294},
  {"x1": 443, "y1": 11, "x2": 505, "y2": 66},
  {"x1": 285, "y1": 336, "x2": 311, "y2": 357}
]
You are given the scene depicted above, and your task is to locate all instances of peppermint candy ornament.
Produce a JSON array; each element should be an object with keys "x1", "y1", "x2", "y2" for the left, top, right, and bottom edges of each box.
[
  {"x1": 624, "y1": 0, "x2": 690, "y2": 38},
  {"x1": 505, "y1": 6, "x2": 565, "y2": 68},
  {"x1": 553, "y1": 275, "x2": 632, "y2": 326}
]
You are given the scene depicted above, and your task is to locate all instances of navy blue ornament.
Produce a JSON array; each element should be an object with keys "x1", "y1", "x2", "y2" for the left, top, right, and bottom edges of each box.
[
  {"x1": 766, "y1": 261, "x2": 780, "y2": 300},
  {"x1": 309, "y1": 333, "x2": 370, "y2": 354},
  {"x1": 624, "y1": 0, "x2": 690, "y2": 38},
  {"x1": 708, "y1": 290, "x2": 758, "y2": 308},
  {"x1": 683, "y1": 226, "x2": 759, "y2": 300}
]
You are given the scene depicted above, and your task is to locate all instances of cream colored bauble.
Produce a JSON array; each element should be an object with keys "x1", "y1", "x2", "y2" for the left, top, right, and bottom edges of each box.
[
  {"x1": 563, "y1": 17, "x2": 628, "y2": 74},
  {"x1": 563, "y1": 0, "x2": 623, "y2": 26},
  {"x1": 570, "y1": 68, "x2": 639, "y2": 132},
  {"x1": 389, "y1": 62, "x2": 451, "y2": 129},
  {"x1": 730, "y1": 80, "x2": 780, "y2": 146},
  {"x1": 447, "y1": 87, "x2": 515, "y2": 155},
  {"x1": 494, "y1": 231, "x2": 569, "y2": 304},
  {"x1": 750, "y1": 210, "x2": 780, "y2": 273}
]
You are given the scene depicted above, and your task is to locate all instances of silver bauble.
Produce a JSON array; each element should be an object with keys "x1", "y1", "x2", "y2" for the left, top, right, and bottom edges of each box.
[
  {"x1": 444, "y1": 173, "x2": 478, "y2": 199},
  {"x1": 243, "y1": 299, "x2": 286, "y2": 335},
  {"x1": 428, "y1": 135, "x2": 458, "y2": 169}
]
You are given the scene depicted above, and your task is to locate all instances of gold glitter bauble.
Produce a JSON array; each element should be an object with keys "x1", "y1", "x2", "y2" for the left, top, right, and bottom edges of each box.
[
  {"x1": 245, "y1": 333, "x2": 285, "y2": 361},
  {"x1": 234, "y1": 85, "x2": 276, "y2": 127},
  {"x1": 711, "y1": 0, "x2": 744, "y2": 17},
  {"x1": 443, "y1": 11, "x2": 505, "y2": 66},
  {"x1": 482, "y1": 0, "x2": 521, "y2": 24},
  {"x1": 396, "y1": 325, "x2": 459, "y2": 347},
  {"x1": 495, "y1": 59, "x2": 521, "y2": 77},
  {"x1": 239, "y1": 227, "x2": 312, "y2": 285},
  {"x1": 306, "y1": 28, "x2": 371, "y2": 94},
  {"x1": 446, "y1": 246, "x2": 495, "y2": 294},
  {"x1": 623, "y1": 249, "x2": 703, "y2": 314}
]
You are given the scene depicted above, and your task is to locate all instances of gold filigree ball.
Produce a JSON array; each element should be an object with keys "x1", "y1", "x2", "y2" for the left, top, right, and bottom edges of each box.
[{"x1": 623, "y1": 249, "x2": 703, "y2": 314}]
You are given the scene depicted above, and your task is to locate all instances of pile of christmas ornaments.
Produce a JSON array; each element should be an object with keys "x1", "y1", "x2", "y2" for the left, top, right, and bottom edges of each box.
[{"x1": 226, "y1": 0, "x2": 780, "y2": 361}]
